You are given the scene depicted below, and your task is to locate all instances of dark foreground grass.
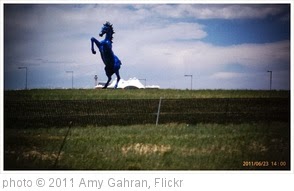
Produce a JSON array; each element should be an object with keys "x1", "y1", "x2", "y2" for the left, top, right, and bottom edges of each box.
[{"x1": 5, "y1": 123, "x2": 290, "y2": 170}]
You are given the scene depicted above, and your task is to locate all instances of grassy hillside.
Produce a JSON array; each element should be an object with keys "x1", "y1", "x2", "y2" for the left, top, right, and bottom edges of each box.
[{"x1": 4, "y1": 89, "x2": 289, "y2": 100}]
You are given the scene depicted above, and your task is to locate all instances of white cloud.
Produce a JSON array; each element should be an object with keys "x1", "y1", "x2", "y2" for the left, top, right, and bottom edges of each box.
[
  {"x1": 134, "y1": 4, "x2": 286, "y2": 20},
  {"x1": 211, "y1": 72, "x2": 243, "y2": 80},
  {"x1": 196, "y1": 5, "x2": 283, "y2": 19},
  {"x1": 4, "y1": 4, "x2": 290, "y2": 90}
]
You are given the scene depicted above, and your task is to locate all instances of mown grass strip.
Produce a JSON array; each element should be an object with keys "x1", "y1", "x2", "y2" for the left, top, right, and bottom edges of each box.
[
  {"x1": 5, "y1": 89, "x2": 289, "y2": 100},
  {"x1": 5, "y1": 98, "x2": 290, "y2": 128}
]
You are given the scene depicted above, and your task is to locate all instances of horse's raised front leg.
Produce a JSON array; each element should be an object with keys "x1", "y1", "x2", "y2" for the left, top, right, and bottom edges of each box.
[{"x1": 91, "y1": 37, "x2": 99, "y2": 54}]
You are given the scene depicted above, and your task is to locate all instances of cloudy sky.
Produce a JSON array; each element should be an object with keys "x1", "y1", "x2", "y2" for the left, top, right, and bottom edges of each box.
[{"x1": 4, "y1": 3, "x2": 290, "y2": 90}]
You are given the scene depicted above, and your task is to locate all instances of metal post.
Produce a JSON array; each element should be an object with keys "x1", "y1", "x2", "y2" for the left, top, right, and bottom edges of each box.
[
  {"x1": 94, "y1": 75, "x2": 98, "y2": 86},
  {"x1": 66, "y1": 71, "x2": 74, "y2": 89},
  {"x1": 53, "y1": 121, "x2": 72, "y2": 168},
  {"x1": 184, "y1": 74, "x2": 193, "y2": 90},
  {"x1": 18, "y1": 67, "x2": 28, "y2": 90},
  {"x1": 267, "y1": 71, "x2": 272, "y2": 90},
  {"x1": 156, "y1": 97, "x2": 162, "y2": 126}
]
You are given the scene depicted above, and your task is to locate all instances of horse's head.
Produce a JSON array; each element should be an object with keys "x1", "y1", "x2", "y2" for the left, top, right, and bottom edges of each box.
[{"x1": 99, "y1": 22, "x2": 115, "y2": 40}]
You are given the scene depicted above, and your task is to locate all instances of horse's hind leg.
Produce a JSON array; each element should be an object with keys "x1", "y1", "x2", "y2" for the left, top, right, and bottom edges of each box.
[
  {"x1": 103, "y1": 72, "x2": 111, "y2": 89},
  {"x1": 114, "y1": 71, "x2": 121, "y2": 89},
  {"x1": 103, "y1": 76, "x2": 112, "y2": 89}
]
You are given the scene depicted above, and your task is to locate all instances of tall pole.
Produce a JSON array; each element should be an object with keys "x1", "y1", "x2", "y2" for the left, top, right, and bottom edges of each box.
[
  {"x1": 267, "y1": 71, "x2": 272, "y2": 90},
  {"x1": 18, "y1": 67, "x2": 28, "y2": 90},
  {"x1": 66, "y1": 71, "x2": 74, "y2": 89},
  {"x1": 184, "y1": 75, "x2": 193, "y2": 90},
  {"x1": 94, "y1": 75, "x2": 98, "y2": 86}
]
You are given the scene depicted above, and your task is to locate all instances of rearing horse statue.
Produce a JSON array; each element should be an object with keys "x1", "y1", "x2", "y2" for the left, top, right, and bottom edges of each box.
[{"x1": 91, "y1": 22, "x2": 121, "y2": 89}]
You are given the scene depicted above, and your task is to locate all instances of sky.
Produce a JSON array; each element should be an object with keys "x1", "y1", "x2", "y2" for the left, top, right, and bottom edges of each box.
[{"x1": 3, "y1": 3, "x2": 291, "y2": 90}]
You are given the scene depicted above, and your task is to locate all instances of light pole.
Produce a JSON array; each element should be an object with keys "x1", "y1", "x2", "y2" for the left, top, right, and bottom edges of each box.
[
  {"x1": 267, "y1": 70, "x2": 272, "y2": 90},
  {"x1": 66, "y1": 71, "x2": 74, "y2": 89},
  {"x1": 184, "y1": 74, "x2": 193, "y2": 90},
  {"x1": 94, "y1": 75, "x2": 98, "y2": 86},
  {"x1": 18, "y1": 66, "x2": 28, "y2": 90}
]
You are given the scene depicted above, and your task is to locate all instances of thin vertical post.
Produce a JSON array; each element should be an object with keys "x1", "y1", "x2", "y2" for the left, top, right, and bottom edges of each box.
[
  {"x1": 94, "y1": 75, "x2": 98, "y2": 86},
  {"x1": 184, "y1": 74, "x2": 193, "y2": 90},
  {"x1": 66, "y1": 71, "x2": 74, "y2": 89},
  {"x1": 156, "y1": 97, "x2": 162, "y2": 126},
  {"x1": 25, "y1": 67, "x2": 27, "y2": 90},
  {"x1": 53, "y1": 121, "x2": 72, "y2": 168},
  {"x1": 267, "y1": 70, "x2": 272, "y2": 90},
  {"x1": 18, "y1": 67, "x2": 28, "y2": 89}
]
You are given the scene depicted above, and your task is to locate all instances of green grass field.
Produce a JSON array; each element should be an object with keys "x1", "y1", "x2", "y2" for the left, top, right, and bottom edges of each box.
[
  {"x1": 5, "y1": 89, "x2": 289, "y2": 100},
  {"x1": 4, "y1": 89, "x2": 290, "y2": 170},
  {"x1": 5, "y1": 122, "x2": 290, "y2": 170}
]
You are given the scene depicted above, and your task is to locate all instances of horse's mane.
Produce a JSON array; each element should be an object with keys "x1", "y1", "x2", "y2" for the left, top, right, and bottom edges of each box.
[{"x1": 104, "y1": 21, "x2": 115, "y2": 42}]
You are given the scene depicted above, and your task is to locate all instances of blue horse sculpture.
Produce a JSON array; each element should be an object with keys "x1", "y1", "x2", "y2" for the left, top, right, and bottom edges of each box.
[{"x1": 91, "y1": 22, "x2": 121, "y2": 89}]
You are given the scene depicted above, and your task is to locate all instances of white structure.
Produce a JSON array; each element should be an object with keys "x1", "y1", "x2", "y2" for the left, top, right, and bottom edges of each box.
[
  {"x1": 145, "y1": 85, "x2": 160, "y2": 89},
  {"x1": 95, "y1": 78, "x2": 160, "y2": 89}
]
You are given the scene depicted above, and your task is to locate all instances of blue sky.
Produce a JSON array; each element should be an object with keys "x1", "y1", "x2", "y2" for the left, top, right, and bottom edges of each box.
[{"x1": 3, "y1": 4, "x2": 290, "y2": 90}]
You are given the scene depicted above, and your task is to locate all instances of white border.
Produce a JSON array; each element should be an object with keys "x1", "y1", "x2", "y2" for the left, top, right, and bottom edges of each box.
[{"x1": 1, "y1": 0, "x2": 293, "y2": 191}]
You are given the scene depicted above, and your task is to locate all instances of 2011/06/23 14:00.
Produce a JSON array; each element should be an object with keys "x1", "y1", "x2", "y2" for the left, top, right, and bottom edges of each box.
[{"x1": 242, "y1": 161, "x2": 287, "y2": 167}]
